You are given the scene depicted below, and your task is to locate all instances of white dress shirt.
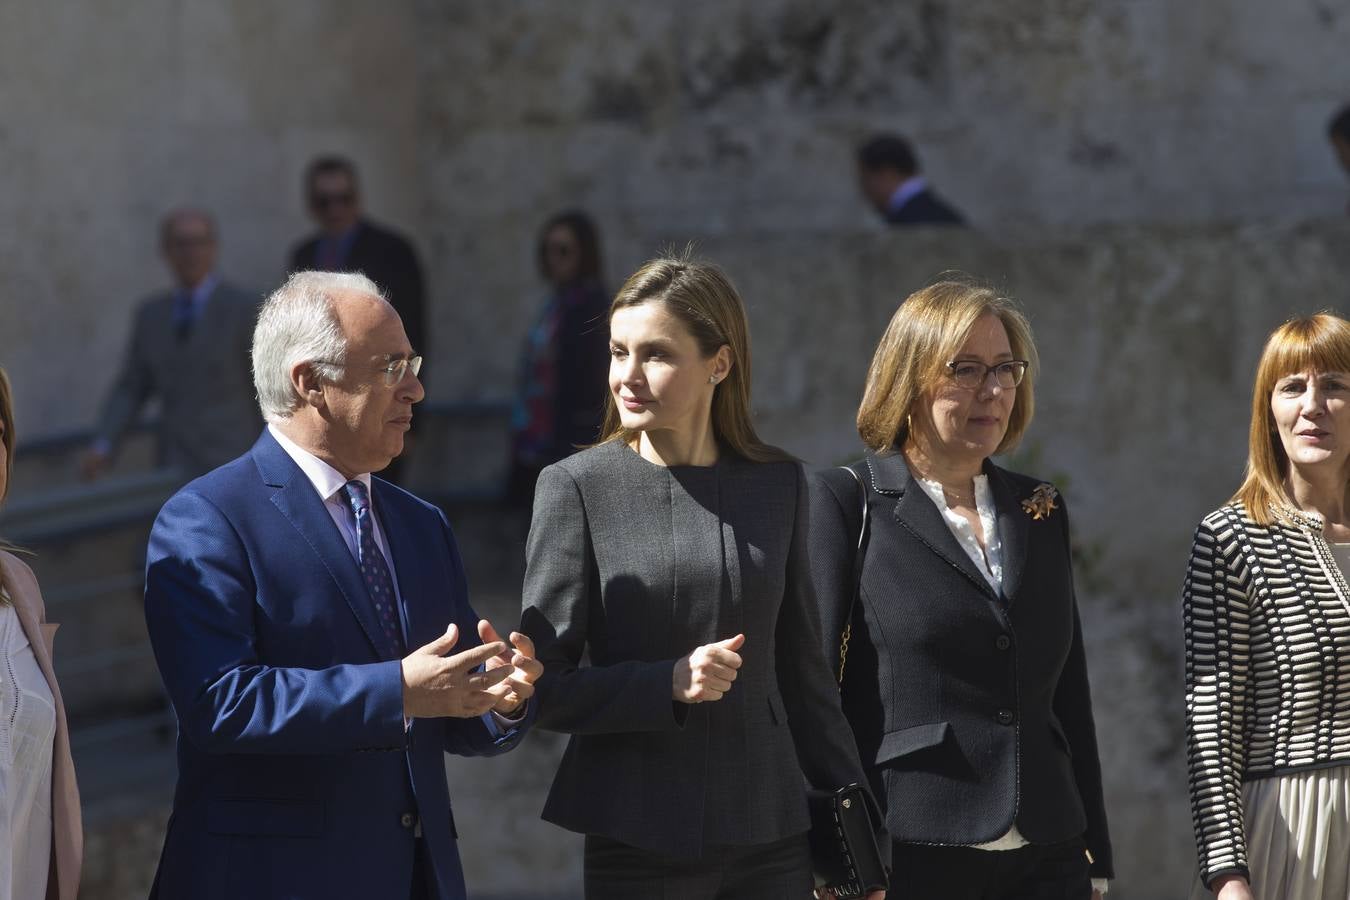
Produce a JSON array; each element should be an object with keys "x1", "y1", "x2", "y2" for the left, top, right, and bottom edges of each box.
[
  {"x1": 913, "y1": 475, "x2": 1107, "y2": 893},
  {"x1": 268, "y1": 425, "x2": 523, "y2": 731},
  {"x1": 269, "y1": 425, "x2": 396, "y2": 578}
]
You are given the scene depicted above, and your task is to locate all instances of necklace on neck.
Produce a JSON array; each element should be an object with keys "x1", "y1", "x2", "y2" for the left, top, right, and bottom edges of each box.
[
  {"x1": 904, "y1": 449, "x2": 979, "y2": 505},
  {"x1": 943, "y1": 484, "x2": 976, "y2": 504}
]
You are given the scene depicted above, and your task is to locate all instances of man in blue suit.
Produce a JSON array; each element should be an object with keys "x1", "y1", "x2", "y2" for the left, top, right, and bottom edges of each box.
[{"x1": 144, "y1": 270, "x2": 540, "y2": 900}]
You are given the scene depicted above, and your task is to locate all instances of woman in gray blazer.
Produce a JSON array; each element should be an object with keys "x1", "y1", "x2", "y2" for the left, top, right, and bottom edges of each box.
[{"x1": 520, "y1": 256, "x2": 886, "y2": 899}]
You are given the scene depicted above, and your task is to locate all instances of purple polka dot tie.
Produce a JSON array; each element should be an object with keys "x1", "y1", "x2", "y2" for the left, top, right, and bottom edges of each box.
[{"x1": 342, "y1": 480, "x2": 406, "y2": 659}]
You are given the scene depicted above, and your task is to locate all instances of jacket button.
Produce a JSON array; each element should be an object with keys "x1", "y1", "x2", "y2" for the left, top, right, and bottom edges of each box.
[
  {"x1": 995, "y1": 635, "x2": 1011, "y2": 651},
  {"x1": 399, "y1": 812, "x2": 416, "y2": 829},
  {"x1": 996, "y1": 709, "x2": 1014, "y2": 726}
]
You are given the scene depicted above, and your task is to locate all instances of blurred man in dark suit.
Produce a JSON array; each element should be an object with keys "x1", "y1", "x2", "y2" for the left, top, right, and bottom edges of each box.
[
  {"x1": 857, "y1": 134, "x2": 966, "y2": 227},
  {"x1": 292, "y1": 156, "x2": 427, "y2": 484},
  {"x1": 1328, "y1": 104, "x2": 1350, "y2": 213},
  {"x1": 82, "y1": 209, "x2": 262, "y2": 480},
  {"x1": 291, "y1": 156, "x2": 427, "y2": 356}
]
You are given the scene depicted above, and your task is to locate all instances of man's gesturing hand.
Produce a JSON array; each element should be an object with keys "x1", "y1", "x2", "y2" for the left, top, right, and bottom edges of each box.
[
  {"x1": 400, "y1": 624, "x2": 511, "y2": 719},
  {"x1": 673, "y1": 633, "x2": 745, "y2": 703},
  {"x1": 478, "y1": 620, "x2": 543, "y2": 716}
]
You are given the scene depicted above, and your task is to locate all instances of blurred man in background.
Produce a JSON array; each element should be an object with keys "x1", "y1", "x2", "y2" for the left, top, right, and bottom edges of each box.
[
  {"x1": 292, "y1": 155, "x2": 427, "y2": 484},
  {"x1": 857, "y1": 133, "x2": 966, "y2": 227},
  {"x1": 82, "y1": 209, "x2": 261, "y2": 480},
  {"x1": 291, "y1": 155, "x2": 427, "y2": 356},
  {"x1": 1327, "y1": 104, "x2": 1350, "y2": 213}
]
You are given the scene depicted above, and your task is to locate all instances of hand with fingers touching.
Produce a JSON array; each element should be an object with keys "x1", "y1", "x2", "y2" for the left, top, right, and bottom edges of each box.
[
  {"x1": 400, "y1": 623, "x2": 512, "y2": 719},
  {"x1": 672, "y1": 633, "x2": 745, "y2": 703},
  {"x1": 478, "y1": 620, "x2": 544, "y2": 716}
]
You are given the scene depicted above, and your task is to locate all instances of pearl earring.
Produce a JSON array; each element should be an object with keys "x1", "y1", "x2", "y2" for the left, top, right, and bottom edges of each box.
[{"x1": 709, "y1": 376, "x2": 718, "y2": 385}]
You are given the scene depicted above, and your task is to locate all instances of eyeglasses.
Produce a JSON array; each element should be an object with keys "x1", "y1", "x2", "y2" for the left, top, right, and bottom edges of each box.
[
  {"x1": 311, "y1": 191, "x2": 356, "y2": 211},
  {"x1": 946, "y1": 360, "x2": 1028, "y2": 390},
  {"x1": 314, "y1": 355, "x2": 422, "y2": 387}
]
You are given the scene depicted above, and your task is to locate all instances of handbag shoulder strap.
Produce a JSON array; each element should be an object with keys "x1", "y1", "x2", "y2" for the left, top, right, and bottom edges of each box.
[{"x1": 836, "y1": 463, "x2": 870, "y2": 685}]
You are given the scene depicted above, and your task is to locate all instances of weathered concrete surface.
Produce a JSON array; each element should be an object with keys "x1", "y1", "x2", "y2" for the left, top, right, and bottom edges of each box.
[
  {"x1": 3, "y1": 3, "x2": 1350, "y2": 897},
  {"x1": 0, "y1": 1, "x2": 429, "y2": 438},
  {"x1": 4, "y1": 1, "x2": 1350, "y2": 436}
]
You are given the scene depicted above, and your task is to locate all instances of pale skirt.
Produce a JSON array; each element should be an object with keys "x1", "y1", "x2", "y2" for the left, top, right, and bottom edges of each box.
[{"x1": 1190, "y1": 765, "x2": 1350, "y2": 899}]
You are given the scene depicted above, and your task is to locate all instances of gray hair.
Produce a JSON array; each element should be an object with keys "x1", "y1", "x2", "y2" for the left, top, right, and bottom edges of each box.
[{"x1": 251, "y1": 270, "x2": 384, "y2": 423}]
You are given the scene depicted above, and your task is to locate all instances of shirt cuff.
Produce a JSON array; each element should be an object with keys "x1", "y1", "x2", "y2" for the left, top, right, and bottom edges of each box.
[
  {"x1": 1092, "y1": 877, "x2": 1109, "y2": 894},
  {"x1": 483, "y1": 701, "x2": 528, "y2": 737}
]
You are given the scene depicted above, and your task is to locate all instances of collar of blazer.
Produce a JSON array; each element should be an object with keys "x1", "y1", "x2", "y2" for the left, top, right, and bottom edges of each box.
[
  {"x1": 251, "y1": 428, "x2": 411, "y2": 659},
  {"x1": 864, "y1": 450, "x2": 1031, "y2": 605}
]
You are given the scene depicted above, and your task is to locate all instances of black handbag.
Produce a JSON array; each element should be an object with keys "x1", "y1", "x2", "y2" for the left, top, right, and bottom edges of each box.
[
  {"x1": 807, "y1": 783, "x2": 887, "y2": 897},
  {"x1": 807, "y1": 464, "x2": 887, "y2": 898}
]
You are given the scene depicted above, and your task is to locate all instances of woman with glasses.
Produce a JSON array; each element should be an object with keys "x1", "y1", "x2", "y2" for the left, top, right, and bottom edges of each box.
[
  {"x1": 808, "y1": 278, "x2": 1113, "y2": 899},
  {"x1": 1184, "y1": 314, "x2": 1350, "y2": 899},
  {"x1": 0, "y1": 367, "x2": 82, "y2": 899},
  {"x1": 507, "y1": 210, "x2": 611, "y2": 506}
]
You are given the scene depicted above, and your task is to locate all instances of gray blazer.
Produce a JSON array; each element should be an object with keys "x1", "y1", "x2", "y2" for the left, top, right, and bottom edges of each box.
[
  {"x1": 520, "y1": 440, "x2": 885, "y2": 859},
  {"x1": 96, "y1": 280, "x2": 262, "y2": 475}
]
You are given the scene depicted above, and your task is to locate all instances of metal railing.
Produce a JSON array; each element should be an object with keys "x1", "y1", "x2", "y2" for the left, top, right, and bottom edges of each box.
[{"x1": 3, "y1": 400, "x2": 516, "y2": 753}]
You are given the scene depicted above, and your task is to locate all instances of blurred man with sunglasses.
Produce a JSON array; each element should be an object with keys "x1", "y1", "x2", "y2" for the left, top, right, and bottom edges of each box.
[{"x1": 292, "y1": 155, "x2": 428, "y2": 483}]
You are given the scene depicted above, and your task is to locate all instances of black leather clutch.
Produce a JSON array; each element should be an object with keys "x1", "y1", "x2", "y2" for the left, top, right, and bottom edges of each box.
[{"x1": 807, "y1": 783, "x2": 888, "y2": 898}]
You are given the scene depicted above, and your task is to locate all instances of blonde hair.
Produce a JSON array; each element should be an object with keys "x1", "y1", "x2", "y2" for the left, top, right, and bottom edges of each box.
[
  {"x1": 856, "y1": 276, "x2": 1039, "y2": 454},
  {"x1": 595, "y1": 254, "x2": 791, "y2": 463},
  {"x1": 1232, "y1": 313, "x2": 1350, "y2": 525}
]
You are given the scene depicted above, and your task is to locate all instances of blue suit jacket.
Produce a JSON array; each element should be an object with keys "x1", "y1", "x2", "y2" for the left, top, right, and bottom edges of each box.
[{"x1": 145, "y1": 430, "x2": 531, "y2": 900}]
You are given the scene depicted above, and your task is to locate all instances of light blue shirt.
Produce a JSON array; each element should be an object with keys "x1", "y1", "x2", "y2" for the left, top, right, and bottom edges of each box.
[{"x1": 886, "y1": 175, "x2": 928, "y2": 215}]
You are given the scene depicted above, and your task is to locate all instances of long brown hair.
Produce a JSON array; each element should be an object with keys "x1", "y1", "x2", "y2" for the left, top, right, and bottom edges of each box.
[
  {"x1": 856, "y1": 276, "x2": 1038, "y2": 454},
  {"x1": 0, "y1": 367, "x2": 23, "y2": 602},
  {"x1": 595, "y1": 254, "x2": 791, "y2": 463},
  {"x1": 1232, "y1": 313, "x2": 1350, "y2": 525}
]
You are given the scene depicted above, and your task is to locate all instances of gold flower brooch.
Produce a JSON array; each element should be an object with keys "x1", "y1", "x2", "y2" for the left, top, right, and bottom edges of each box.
[{"x1": 1021, "y1": 483, "x2": 1059, "y2": 520}]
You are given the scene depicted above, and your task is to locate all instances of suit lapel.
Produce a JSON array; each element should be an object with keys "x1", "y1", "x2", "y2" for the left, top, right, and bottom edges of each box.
[
  {"x1": 253, "y1": 432, "x2": 388, "y2": 658},
  {"x1": 987, "y1": 463, "x2": 1030, "y2": 607},
  {"x1": 873, "y1": 453, "x2": 998, "y2": 600}
]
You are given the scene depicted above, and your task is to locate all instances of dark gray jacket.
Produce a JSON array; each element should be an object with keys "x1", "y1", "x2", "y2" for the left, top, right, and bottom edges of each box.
[
  {"x1": 520, "y1": 440, "x2": 885, "y2": 859},
  {"x1": 96, "y1": 280, "x2": 262, "y2": 475}
]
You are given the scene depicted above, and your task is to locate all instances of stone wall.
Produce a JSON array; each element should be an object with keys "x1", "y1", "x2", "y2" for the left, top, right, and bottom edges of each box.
[
  {"x1": 3, "y1": 1, "x2": 1349, "y2": 434},
  {"x1": 4, "y1": 3, "x2": 1350, "y2": 898}
]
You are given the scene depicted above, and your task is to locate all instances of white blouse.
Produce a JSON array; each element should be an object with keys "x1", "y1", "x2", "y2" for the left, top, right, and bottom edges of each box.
[
  {"x1": 913, "y1": 474, "x2": 1003, "y2": 593},
  {"x1": 913, "y1": 476, "x2": 1108, "y2": 893},
  {"x1": 0, "y1": 598, "x2": 55, "y2": 900}
]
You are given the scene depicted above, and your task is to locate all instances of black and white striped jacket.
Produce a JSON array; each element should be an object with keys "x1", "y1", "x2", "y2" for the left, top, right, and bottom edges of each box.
[{"x1": 1183, "y1": 501, "x2": 1350, "y2": 888}]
